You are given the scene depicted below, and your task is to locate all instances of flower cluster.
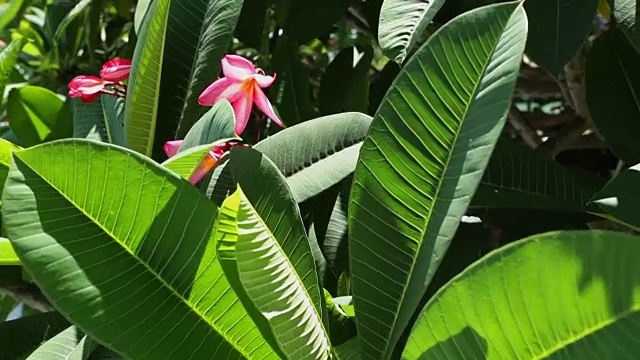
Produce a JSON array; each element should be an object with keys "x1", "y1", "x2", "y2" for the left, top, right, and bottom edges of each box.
[
  {"x1": 68, "y1": 58, "x2": 132, "y2": 103},
  {"x1": 69, "y1": 54, "x2": 283, "y2": 186}
]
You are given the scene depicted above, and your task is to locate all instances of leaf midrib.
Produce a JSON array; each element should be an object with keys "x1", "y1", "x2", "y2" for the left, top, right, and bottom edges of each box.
[{"x1": 12, "y1": 146, "x2": 249, "y2": 358}]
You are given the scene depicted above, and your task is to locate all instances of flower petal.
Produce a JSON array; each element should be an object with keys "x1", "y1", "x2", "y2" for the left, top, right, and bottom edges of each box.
[
  {"x1": 221, "y1": 55, "x2": 257, "y2": 81},
  {"x1": 252, "y1": 73, "x2": 276, "y2": 88},
  {"x1": 199, "y1": 78, "x2": 231, "y2": 105},
  {"x1": 69, "y1": 75, "x2": 105, "y2": 94},
  {"x1": 232, "y1": 86, "x2": 254, "y2": 135},
  {"x1": 253, "y1": 86, "x2": 283, "y2": 128},
  {"x1": 80, "y1": 92, "x2": 101, "y2": 103},
  {"x1": 188, "y1": 151, "x2": 218, "y2": 185},
  {"x1": 100, "y1": 58, "x2": 132, "y2": 82},
  {"x1": 198, "y1": 77, "x2": 240, "y2": 105},
  {"x1": 163, "y1": 140, "x2": 183, "y2": 157}
]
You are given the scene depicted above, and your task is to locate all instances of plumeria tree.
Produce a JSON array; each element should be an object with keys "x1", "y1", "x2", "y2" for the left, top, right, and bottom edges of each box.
[{"x1": 0, "y1": 0, "x2": 640, "y2": 359}]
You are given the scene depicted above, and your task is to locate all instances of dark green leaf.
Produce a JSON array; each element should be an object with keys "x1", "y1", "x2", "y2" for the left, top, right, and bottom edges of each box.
[
  {"x1": 586, "y1": 28, "x2": 640, "y2": 164},
  {"x1": 524, "y1": 0, "x2": 598, "y2": 75},
  {"x1": 0, "y1": 312, "x2": 70, "y2": 360},
  {"x1": 319, "y1": 46, "x2": 372, "y2": 115}
]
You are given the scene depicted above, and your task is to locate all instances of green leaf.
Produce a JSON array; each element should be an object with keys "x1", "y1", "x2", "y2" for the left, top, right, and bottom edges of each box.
[
  {"x1": 134, "y1": 0, "x2": 152, "y2": 34},
  {"x1": 72, "y1": 98, "x2": 108, "y2": 142},
  {"x1": 218, "y1": 186, "x2": 331, "y2": 359},
  {"x1": 586, "y1": 28, "x2": 640, "y2": 164},
  {"x1": 178, "y1": 99, "x2": 238, "y2": 152},
  {"x1": 73, "y1": 96, "x2": 126, "y2": 146},
  {"x1": 378, "y1": 0, "x2": 446, "y2": 64},
  {"x1": 54, "y1": 0, "x2": 93, "y2": 42},
  {"x1": 235, "y1": 0, "x2": 268, "y2": 48},
  {"x1": 0, "y1": 38, "x2": 25, "y2": 99},
  {"x1": 1, "y1": 139, "x2": 277, "y2": 359},
  {"x1": 26, "y1": 326, "x2": 98, "y2": 360},
  {"x1": 403, "y1": 230, "x2": 640, "y2": 359},
  {"x1": 0, "y1": 137, "x2": 21, "y2": 189},
  {"x1": 124, "y1": 0, "x2": 170, "y2": 156},
  {"x1": 0, "y1": 0, "x2": 25, "y2": 33},
  {"x1": 524, "y1": 0, "x2": 598, "y2": 75},
  {"x1": 319, "y1": 46, "x2": 373, "y2": 116},
  {"x1": 324, "y1": 289, "x2": 357, "y2": 346},
  {"x1": 271, "y1": 36, "x2": 316, "y2": 126},
  {"x1": 161, "y1": 0, "x2": 244, "y2": 139},
  {"x1": 589, "y1": 163, "x2": 640, "y2": 228},
  {"x1": 8, "y1": 86, "x2": 73, "y2": 147},
  {"x1": 348, "y1": 3, "x2": 528, "y2": 359},
  {"x1": 471, "y1": 137, "x2": 605, "y2": 211},
  {"x1": 0, "y1": 237, "x2": 19, "y2": 265},
  {"x1": 254, "y1": 112, "x2": 372, "y2": 203},
  {"x1": 612, "y1": 0, "x2": 640, "y2": 51},
  {"x1": 226, "y1": 146, "x2": 325, "y2": 318},
  {"x1": 0, "y1": 311, "x2": 70, "y2": 360},
  {"x1": 333, "y1": 336, "x2": 362, "y2": 360},
  {"x1": 101, "y1": 95, "x2": 126, "y2": 147}
]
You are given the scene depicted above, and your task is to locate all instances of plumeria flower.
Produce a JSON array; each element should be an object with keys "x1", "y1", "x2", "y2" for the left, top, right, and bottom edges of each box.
[
  {"x1": 164, "y1": 139, "x2": 247, "y2": 185},
  {"x1": 100, "y1": 58, "x2": 132, "y2": 82},
  {"x1": 199, "y1": 55, "x2": 284, "y2": 136},
  {"x1": 68, "y1": 58, "x2": 132, "y2": 103},
  {"x1": 68, "y1": 75, "x2": 112, "y2": 103}
]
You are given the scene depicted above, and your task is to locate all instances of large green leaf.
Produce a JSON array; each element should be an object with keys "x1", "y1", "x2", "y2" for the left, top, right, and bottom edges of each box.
[
  {"x1": 403, "y1": 230, "x2": 640, "y2": 359},
  {"x1": 524, "y1": 0, "x2": 598, "y2": 75},
  {"x1": 0, "y1": 38, "x2": 25, "y2": 99},
  {"x1": 471, "y1": 137, "x2": 605, "y2": 211},
  {"x1": 378, "y1": 0, "x2": 445, "y2": 64},
  {"x1": 1, "y1": 140, "x2": 278, "y2": 359},
  {"x1": 254, "y1": 112, "x2": 372, "y2": 203},
  {"x1": 226, "y1": 147, "x2": 325, "y2": 318},
  {"x1": 348, "y1": 3, "x2": 528, "y2": 359},
  {"x1": 8, "y1": 86, "x2": 73, "y2": 147},
  {"x1": 124, "y1": 0, "x2": 170, "y2": 156},
  {"x1": 586, "y1": 28, "x2": 640, "y2": 164},
  {"x1": 589, "y1": 163, "x2": 640, "y2": 229},
  {"x1": 218, "y1": 186, "x2": 331, "y2": 359},
  {"x1": 161, "y1": 0, "x2": 244, "y2": 139},
  {"x1": 0, "y1": 311, "x2": 70, "y2": 360}
]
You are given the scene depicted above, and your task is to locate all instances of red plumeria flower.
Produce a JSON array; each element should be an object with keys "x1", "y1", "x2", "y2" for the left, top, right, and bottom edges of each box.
[
  {"x1": 100, "y1": 58, "x2": 132, "y2": 82},
  {"x1": 199, "y1": 55, "x2": 284, "y2": 136},
  {"x1": 164, "y1": 139, "x2": 247, "y2": 185},
  {"x1": 68, "y1": 76, "x2": 112, "y2": 103}
]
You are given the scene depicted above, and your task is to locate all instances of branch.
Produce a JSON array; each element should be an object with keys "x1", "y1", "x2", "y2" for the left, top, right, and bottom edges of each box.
[{"x1": 0, "y1": 284, "x2": 53, "y2": 313}]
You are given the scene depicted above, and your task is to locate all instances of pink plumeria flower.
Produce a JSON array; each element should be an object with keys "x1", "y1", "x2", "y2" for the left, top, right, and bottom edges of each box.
[
  {"x1": 100, "y1": 58, "x2": 132, "y2": 82},
  {"x1": 164, "y1": 139, "x2": 247, "y2": 185},
  {"x1": 199, "y1": 55, "x2": 284, "y2": 136},
  {"x1": 68, "y1": 75, "x2": 112, "y2": 103}
]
